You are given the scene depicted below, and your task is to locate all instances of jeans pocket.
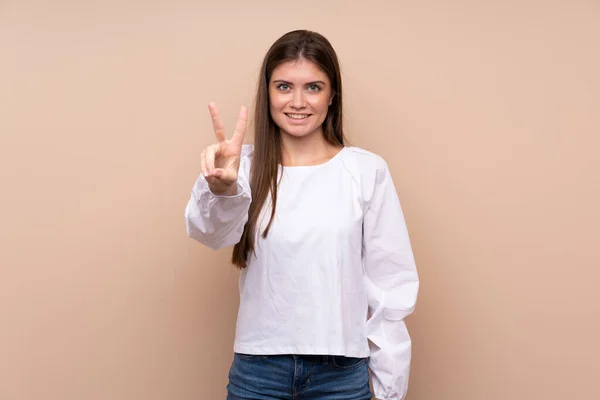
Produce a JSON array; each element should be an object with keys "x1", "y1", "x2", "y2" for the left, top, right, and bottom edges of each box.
[{"x1": 330, "y1": 355, "x2": 366, "y2": 369}]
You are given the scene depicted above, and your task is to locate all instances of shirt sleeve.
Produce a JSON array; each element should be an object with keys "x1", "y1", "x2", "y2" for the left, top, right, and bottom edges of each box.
[
  {"x1": 362, "y1": 156, "x2": 419, "y2": 400},
  {"x1": 184, "y1": 145, "x2": 253, "y2": 250}
]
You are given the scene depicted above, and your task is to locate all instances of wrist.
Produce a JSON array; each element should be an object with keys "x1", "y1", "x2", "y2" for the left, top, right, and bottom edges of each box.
[{"x1": 209, "y1": 183, "x2": 238, "y2": 197}]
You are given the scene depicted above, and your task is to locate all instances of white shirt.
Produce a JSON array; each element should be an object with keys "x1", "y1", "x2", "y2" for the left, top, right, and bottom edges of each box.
[{"x1": 185, "y1": 145, "x2": 419, "y2": 400}]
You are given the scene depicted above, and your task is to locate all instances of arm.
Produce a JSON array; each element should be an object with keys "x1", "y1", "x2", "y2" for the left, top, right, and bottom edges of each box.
[
  {"x1": 185, "y1": 145, "x2": 253, "y2": 250},
  {"x1": 362, "y1": 156, "x2": 419, "y2": 400}
]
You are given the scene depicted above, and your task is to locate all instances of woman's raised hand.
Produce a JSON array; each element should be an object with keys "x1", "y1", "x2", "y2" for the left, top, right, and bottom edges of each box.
[{"x1": 201, "y1": 103, "x2": 248, "y2": 196}]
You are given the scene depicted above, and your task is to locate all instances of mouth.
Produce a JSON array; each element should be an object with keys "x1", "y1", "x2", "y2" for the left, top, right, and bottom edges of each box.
[{"x1": 285, "y1": 113, "x2": 311, "y2": 120}]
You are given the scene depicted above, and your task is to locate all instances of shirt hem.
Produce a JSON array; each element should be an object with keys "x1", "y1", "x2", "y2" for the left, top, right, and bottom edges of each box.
[{"x1": 233, "y1": 343, "x2": 371, "y2": 358}]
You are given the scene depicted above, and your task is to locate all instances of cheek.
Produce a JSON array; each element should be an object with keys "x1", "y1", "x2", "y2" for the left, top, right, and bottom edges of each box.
[
  {"x1": 309, "y1": 96, "x2": 330, "y2": 113},
  {"x1": 269, "y1": 92, "x2": 286, "y2": 110},
  {"x1": 268, "y1": 95, "x2": 285, "y2": 127}
]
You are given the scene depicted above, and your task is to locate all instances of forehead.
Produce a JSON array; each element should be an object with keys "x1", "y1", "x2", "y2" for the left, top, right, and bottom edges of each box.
[{"x1": 270, "y1": 59, "x2": 330, "y2": 84}]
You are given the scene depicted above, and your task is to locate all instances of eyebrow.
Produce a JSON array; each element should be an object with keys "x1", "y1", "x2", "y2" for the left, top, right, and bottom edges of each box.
[{"x1": 272, "y1": 79, "x2": 327, "y2": 86}]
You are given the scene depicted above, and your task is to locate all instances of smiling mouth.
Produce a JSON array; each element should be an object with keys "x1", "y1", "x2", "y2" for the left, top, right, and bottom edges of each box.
[{"x1": 285, "y1": 113, "x2": 311, "y2": 120}]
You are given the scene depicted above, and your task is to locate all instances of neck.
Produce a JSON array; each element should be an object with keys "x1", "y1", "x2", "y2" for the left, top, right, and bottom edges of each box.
[{"x1": 280, "y1": 129, "x2": 342, "y2": 167}]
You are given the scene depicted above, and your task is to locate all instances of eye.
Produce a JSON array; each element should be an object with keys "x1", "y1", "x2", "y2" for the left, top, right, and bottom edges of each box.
[
  {"x1": 307, "y1": 84, "x2": 322, "y2": 92},
  {"x1": 276, "y1": 83, "x2": 291, "y2": 91}
]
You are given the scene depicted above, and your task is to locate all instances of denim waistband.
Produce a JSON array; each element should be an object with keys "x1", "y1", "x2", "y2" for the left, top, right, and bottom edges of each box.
[{"x1": 236, "y1": 353, "x2": 363, "y2": 364}]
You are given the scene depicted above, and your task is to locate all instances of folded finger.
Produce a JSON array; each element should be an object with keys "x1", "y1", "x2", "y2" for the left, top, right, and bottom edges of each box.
[
  {"x1": 206, "y1": 144, "x2": 217, "y2": 174},
  {"x1": 200, "y1": 149, "x2": 207, "y2": 177}
]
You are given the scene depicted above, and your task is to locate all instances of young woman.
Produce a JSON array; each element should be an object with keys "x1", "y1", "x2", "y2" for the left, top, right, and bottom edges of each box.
[{"x1": 185, "y1": 30, "x2": 419, "y2": 400}]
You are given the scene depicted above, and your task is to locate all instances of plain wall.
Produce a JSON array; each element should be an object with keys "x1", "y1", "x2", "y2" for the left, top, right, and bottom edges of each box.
[{"x1": 1, "y1": 1, "x2": 598, "y2": 399}]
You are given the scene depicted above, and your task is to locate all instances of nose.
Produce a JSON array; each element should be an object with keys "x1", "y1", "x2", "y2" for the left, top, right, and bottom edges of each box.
[{"x1": 291, "y1": 89, "x2": 306, "y2": 109}]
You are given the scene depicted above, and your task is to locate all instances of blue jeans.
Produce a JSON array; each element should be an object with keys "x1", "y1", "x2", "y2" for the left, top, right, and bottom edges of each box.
[{"x1": 227, "y1": 353, "x2": 373, "y2": 400}]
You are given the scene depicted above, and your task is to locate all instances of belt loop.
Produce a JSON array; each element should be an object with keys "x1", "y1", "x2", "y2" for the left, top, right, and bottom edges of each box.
[{"x1": 323, "y1": 355, "x2": 328, "y2": 365}]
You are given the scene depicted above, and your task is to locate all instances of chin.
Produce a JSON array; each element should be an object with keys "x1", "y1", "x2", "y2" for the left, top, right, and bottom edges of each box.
[
  {"x1": 280, "y1": 126, "x2": 319, "y2": 138},
  {"x1": 274, "y1": 118, "x2": 324, "y2": 139}
]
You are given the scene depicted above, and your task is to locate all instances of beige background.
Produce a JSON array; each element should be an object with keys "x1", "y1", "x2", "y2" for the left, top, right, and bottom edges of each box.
[{"x1": 1, "y1": 1, "x2": 599, "y2": 399}]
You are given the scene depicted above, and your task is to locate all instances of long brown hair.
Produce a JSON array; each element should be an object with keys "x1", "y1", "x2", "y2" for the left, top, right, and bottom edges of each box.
[{"x1": 232, "y1": 30, "x2": 346, "y2": 269}]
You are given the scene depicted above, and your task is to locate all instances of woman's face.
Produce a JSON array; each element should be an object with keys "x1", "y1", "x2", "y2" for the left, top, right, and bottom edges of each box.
[{"x1": 269, "y1": 58, "x2": 333, "y2": 139}]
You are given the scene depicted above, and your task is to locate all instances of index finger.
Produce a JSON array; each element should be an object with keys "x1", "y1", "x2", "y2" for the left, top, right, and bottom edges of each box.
[
  {"x1": 208, "y1": 102, "x2": 226, "y2": 142},
  {"x1": 231, "y1": 105, "x2": 248, "y2": 146}
]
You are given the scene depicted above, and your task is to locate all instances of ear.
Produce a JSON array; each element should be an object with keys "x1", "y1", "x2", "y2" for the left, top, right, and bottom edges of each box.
[{"x1": 329, "y1": 93, "x2": 335, "y2": 106}]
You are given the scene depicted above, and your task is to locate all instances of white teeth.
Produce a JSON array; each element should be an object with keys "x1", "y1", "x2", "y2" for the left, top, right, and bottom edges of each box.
[{"x1": 286, "y1": 113, "x2": 308, "y2": 119}]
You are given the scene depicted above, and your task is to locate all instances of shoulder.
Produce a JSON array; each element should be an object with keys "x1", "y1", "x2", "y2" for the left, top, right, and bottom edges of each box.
[
  {"x1": 241, "y1": 143, "x2": 254, "y2": 158},
  {"x1": 341, "y1": 146, "x2": 390, "y2": 182},
  {"x1": 236, "y1": 144, "x2": 255, "y2": 179},
  {"x1": 240, "y1": 144, "x2": 255, "y2": 165},
  {"x1": 337, "y1": 146, "x2": 393, "y2": 205}
]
